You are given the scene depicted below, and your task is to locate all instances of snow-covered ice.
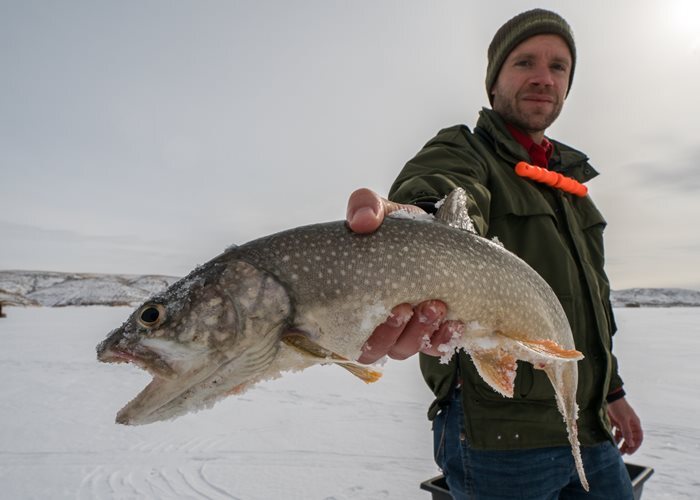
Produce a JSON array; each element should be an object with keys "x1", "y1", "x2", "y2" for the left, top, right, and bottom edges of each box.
[{"x1": 0, "y1": 305, "x2": 697, "y2": 499}]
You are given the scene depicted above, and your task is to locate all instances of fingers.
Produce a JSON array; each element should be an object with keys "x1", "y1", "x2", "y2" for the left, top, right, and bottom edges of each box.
[
  {"x1": 387, "y1": 300, "x2": 448, "y2": 360},
  {"x1": 421, "y1": 320, "x2": 464, "y2": 357},
  {"x1": 358, "y1": 300, "x2": 463, "y2": 365},
  {"x1": 346, "y1": 188, "x2": 427, "y2": 234},
  {"x1": 346, "y1": 188, "x2": 384, "y2": 234},
  {"x1": 608, "y1": 398, "x2": 644, "y2": 455},
  {"x1": 357, "y1": 303, "x2": 414, "y2": 364},
  {"x1": 619, "y1": 420, "x2": 644, "y2": 454}
]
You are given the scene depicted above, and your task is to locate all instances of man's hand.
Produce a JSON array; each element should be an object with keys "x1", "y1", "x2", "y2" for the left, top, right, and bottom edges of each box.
[
  {"x1": 608, "y1": 397, "x2": 643, "y2": 454},
  {"x1": 346, "y1": 188, "x2": 464, "y2": 364},
  {"x1": 346, "y1": 188, "x2": 426, "y2": 234}
]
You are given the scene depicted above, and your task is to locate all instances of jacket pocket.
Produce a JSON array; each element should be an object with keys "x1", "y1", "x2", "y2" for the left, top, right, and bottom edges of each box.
[{"x1": 488, "y1": 179, "x2": 557, "y2": 222}]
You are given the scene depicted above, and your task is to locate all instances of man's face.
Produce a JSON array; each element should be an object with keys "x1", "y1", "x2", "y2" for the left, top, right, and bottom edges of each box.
[{"x1": 490, "y1": 34, "x2": 572, "y2": 137}]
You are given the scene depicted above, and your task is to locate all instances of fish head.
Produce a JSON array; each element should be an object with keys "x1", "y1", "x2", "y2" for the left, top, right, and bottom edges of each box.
[{"x1": 96, "y1": 256, "x2": 291, "y2": 425}]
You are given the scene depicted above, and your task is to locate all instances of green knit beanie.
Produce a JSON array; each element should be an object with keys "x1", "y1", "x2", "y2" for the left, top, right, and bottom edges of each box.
[{"x1": 486, "y1": 8, "x2": 576, "y2": 104}]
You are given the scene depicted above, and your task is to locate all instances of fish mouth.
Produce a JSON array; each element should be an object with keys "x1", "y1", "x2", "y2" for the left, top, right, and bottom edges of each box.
[
  {"x1": 114, "y1": 374, "x2": 199, "y2": 425},
  {"x1": 99, "y1": 343, "x2": 276, "y2": 425},
  {"x1": 96, "y1": 325, "x2": 282, "y2": 425},
  {"x1": 98, "y1": 344, "x2": 176, "y2": 380},
  {"x1": 116, "y1": 360, "x2": 223, "y2": 425},
  {"x1": 98, "y1": 343, "x2": 222, "y2": 425}
]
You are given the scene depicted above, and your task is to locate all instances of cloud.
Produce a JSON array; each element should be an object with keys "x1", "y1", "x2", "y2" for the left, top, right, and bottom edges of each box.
[
  {"x1": 0, "y1": 220, "x2": 188, "y2": 275},
  {"x1": 625, "y1": 147, "x2": 700, "y2": 193}
]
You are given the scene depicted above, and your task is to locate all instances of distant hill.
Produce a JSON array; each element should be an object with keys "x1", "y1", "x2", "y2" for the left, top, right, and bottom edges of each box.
[
  {"x1": 0, "y1": 270, "x2": 178, "y2": 307},
  {"x1": 610, "y1": 287, "x2": 700, "y2": 308},
  {"x1": 0, "y1": 270, "x2": 699, "y2": 308}
]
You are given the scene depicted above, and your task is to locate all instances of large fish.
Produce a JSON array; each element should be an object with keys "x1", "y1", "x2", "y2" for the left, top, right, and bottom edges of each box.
[{"x1": 96, "y1": 188, "x2": 588, "y2": 490}]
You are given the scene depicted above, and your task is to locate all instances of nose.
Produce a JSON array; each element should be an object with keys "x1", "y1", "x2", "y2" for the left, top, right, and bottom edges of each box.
[{"x1": 529, "y1": 65, "x2": 555, "y2": 87}]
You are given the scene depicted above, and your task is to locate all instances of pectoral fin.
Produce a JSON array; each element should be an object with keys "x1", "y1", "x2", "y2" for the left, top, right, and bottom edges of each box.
[
  {"x1": 470, "y1": 349, "x2": 518, "y2": 398},
  {"x1": 282, "y1": 333, "x2": 382, "y2": 384}
]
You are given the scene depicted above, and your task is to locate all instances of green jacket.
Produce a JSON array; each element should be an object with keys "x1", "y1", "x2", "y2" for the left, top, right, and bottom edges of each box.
[{"x1": 388, "y1": 108, "x2": 621, "y2": 450}]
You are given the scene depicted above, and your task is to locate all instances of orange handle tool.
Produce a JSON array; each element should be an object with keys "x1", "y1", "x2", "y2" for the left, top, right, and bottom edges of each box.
[{"x1": 514, "y1": 162, "x2": 588, "y2": 197}]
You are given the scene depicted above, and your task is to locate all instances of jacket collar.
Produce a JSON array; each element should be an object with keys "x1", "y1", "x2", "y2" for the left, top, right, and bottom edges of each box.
[{"x1": 474, "y1": 107, "x2": 599, "y2": 184}]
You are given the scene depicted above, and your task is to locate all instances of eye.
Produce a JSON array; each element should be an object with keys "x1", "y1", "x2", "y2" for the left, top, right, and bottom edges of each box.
[{"x1": 137, "y1": 304, "x2": 166, "y2": 328}]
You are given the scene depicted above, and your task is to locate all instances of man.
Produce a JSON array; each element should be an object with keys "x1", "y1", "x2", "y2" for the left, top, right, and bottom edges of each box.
[{"x1": 345, "y1": 9, "x2": 643, "y2": 499}]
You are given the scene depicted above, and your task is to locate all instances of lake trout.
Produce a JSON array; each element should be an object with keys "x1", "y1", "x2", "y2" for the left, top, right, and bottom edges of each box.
[{"x1": 96, "y1": 188, "x2": 589, "y2": 490}]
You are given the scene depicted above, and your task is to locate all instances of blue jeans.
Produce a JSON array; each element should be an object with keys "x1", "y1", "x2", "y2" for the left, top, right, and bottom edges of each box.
[{"x1": 432, "y1": 389, "x2": 634, "y2": 500}]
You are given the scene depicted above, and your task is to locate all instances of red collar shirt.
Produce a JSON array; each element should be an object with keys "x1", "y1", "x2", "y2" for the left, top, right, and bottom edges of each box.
[{"x1": 505, "y1": 123, "x2": 554, "y2": 169}]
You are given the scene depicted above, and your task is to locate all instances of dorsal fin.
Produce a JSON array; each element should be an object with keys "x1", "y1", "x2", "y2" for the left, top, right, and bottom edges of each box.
[{"x1": 435, "y1": 188, "x2": 477, "y2": 233}]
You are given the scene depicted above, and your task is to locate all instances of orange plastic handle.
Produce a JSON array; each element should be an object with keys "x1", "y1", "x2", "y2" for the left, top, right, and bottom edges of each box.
[{"x1": 514, "y1": 161, "x2": 588, "y2": 197}]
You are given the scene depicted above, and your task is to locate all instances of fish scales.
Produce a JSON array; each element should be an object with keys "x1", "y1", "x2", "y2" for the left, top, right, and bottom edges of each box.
[
  {"x1": 236, "y1": 217, "x2": 571, "y2": 359},
  {"x1": 96, "y1": 188, "x2": 588, "y2": 490}
]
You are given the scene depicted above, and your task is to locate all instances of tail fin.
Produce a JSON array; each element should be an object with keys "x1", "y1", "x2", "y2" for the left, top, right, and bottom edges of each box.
[{"x1": 543, "y1": 363, "x2": 589, "y2": 491}]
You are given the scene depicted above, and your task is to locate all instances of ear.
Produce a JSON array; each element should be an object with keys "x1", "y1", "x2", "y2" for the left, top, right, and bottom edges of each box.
[{"x1": 489, "y1": 85, "x2": 497, "y2": 106}]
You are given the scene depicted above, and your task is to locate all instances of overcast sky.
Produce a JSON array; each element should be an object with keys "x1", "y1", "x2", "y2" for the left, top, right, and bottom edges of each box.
[{"x1": 2, "y1": 0, "x2": 699, "y2": 289}]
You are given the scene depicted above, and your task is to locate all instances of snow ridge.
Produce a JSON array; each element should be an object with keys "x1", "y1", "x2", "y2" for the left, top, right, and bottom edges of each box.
[
  {"x1": 611, "y1": 288, "x2": 700, "y2": 308},
  {"x1": 1, "y1": 270, "x2": 699, "y2": 308},
  {"x1": 0, "y1": 270, "x2": 178, "y2": 307}
]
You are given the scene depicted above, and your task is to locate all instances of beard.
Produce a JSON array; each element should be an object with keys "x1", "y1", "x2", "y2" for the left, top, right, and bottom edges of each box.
[{"x1": 493, "y1": 91, "x2": 564, "y2": 136}]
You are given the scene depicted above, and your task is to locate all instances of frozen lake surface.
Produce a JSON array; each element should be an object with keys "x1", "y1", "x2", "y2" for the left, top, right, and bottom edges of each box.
[{"x1": 0, "y1": 306, "x2": 697, "y2": 499}]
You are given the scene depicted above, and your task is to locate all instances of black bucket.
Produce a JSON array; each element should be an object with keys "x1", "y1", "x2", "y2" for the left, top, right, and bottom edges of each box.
[{"x1": 420, "y1": 462, "x2": 654, "y2": 499}]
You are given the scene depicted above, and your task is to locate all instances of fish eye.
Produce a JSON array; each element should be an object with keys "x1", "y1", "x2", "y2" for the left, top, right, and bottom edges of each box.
[{"x1": 137, "y1": 304, "x2": 166, "y2": 328}]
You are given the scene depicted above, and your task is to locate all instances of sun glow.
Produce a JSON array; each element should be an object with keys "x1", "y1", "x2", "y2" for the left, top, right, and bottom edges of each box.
[{"x1": 668, "y1": 0, "x2": 700, "y2": 48}]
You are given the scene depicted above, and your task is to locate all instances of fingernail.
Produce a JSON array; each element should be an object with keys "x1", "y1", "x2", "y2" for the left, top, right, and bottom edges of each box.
[
  {"x1": 418, "y1": 302, "x2": 443, "y2": 325},
  {"x1": 386, "y1": 309, "x2": 413, "y2": 327},
  {"x1": 348, "y1": 206, "x2": 378, "y2": 226}
]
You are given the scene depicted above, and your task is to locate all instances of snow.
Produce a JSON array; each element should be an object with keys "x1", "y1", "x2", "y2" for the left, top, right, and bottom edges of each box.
[{"x1": 0, "y1": 304, "x2": 698, "y2": 499}]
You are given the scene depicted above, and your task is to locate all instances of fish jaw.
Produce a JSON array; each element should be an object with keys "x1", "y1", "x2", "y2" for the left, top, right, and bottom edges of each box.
[
  {"x1": 115, "y1": 331, "x2": 285, "y2": 425},
  {"x1": 98, "y1": 332, "x2": 284, "y2": 425},
  {"x1": 98, "y1": 334, "x2": 222, "y2": 424},
  {"x1": 114, "y1": 357, "x2": 221, "y2": 425}
]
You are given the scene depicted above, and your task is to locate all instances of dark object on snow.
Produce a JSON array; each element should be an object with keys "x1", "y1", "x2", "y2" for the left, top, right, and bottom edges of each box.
[
  {"x1": 0, "y1": 303, "x2": 5, "y2": 318},
  {"x1": 420, "y1": 462, "x2": 654, "y2": 500}
]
